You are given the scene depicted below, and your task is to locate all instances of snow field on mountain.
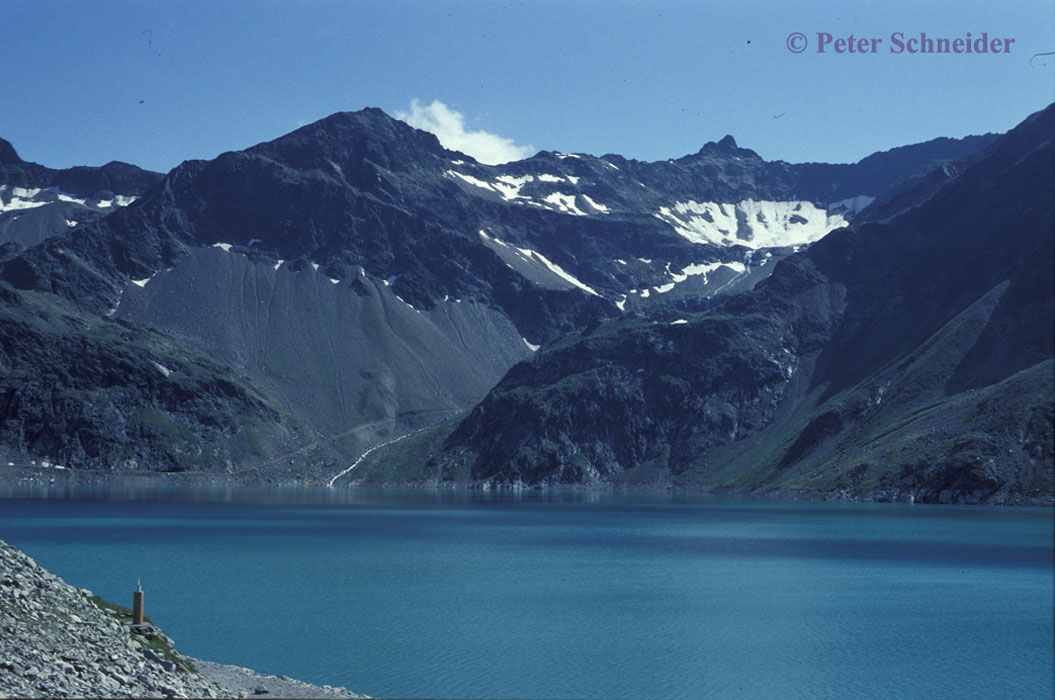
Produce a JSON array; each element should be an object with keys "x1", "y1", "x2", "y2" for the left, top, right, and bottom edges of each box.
[
  {"x1": 478, "y1": 230, "x2": 600, "y2": 296},
  {"x1": 654, "y1": 199, "x2": 848, "y2": 249},
  {"x1": 0, "y1": 185, "x2": 136, "y2": 213}
]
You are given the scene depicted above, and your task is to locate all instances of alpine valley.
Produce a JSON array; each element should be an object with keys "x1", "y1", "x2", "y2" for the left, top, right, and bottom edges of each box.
[{"x1": 0, "y1": 106, "x2": 1050, "y2": 505}]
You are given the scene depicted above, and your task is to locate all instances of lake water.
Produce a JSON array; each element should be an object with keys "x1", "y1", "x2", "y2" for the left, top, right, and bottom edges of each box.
[{"x1": 0, "y1": 486, "x2": 1051, "y2": 699}]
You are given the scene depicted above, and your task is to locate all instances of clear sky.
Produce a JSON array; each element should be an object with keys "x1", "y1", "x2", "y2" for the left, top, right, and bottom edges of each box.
[{"x1": 2, "y1": 0, "x2": 1052, "y2": 172}]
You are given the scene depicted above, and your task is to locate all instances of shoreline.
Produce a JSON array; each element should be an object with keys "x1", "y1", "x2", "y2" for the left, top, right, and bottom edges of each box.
[
  {"x1": 1, "y1": 463, "x2": 1051, "y2": 508},
  {"x1": 187, "y1": 659, "x2": 365, "y2": 699}
]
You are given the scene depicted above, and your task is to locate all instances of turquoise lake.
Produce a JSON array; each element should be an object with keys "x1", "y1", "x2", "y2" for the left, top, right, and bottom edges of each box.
[{"x1": 0, "y1": 486, "x2": 1051, "y2": 699}]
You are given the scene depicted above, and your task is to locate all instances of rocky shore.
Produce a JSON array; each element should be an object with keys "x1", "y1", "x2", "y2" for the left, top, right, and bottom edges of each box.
[{"x1": 0, "y1": 539, "x2": 366, "y2": 699}]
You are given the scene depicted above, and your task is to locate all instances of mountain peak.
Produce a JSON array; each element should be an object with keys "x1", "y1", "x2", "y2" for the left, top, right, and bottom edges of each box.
[
  {"x1": 250, "y1": 107, "x2": 450, "y2": 172},
  {"x1": 0, "y1": 138, "x2": 23, "y2": 164},
  {"x1": 688, "y1": 133, "x2": 759, "y2": 162},
  {"x1": 299, "y1": 107, "x2": 424, "y2": 140},
  {"x1": 313, "y1": 106, "x2": 397, "y2": 129}
]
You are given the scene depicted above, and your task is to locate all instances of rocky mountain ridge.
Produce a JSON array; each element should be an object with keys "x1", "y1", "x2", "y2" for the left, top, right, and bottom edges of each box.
[
  {"x1": 0, "y1": 138, "x2": 162, "y2": 250},
  {"x1": 0, "y1": 108, "x2": 1019, "y2": 492},
  {"x1": 372, "y1": 105, "x2": 1054, "y2": 505}
]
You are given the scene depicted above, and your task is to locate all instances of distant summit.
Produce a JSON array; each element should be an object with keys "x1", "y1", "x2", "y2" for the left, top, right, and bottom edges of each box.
[
  {"x1": 0, "y1": 138, "x2": 22, "y2": 164},
  {"x1": 250, "y1": 107, "x2": 452, "y2": 173},
  {"x1": 0, "y1": 138, "x2": 162, "y2": 197},
  {"x1": 686, "y1": 133, "x2": 764, "y2": 164},
  {"x1": 0, "y1": 138, "x2": 163, "y2": 248}
]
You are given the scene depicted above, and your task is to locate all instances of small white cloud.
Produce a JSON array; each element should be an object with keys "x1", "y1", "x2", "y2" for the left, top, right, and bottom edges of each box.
[{"x1": 395, "y1": 99, "x2": 533, "y2": 165}]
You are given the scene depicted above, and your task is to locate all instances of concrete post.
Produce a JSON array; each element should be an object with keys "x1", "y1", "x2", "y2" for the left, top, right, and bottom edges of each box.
[{"x1": 133, "y1": 579, "x2": 144, "y2": 625}]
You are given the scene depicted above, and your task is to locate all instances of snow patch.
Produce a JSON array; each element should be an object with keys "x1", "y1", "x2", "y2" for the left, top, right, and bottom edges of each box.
[
  {"x1": 151, "y1": 362, "x2": 172, "y2": 378},
  {"x1": 481, "y1": 230, "x2": 599, "y2": 296},
  {"x1": 828, "y1": 195, "x2": 875, "y2": 217},
  {"x1": 518, "y1": 246, "x2": 599, "y2": 296},
  {"x1": 492, "y1": 174, "x2": 533, "y2": 200},
  {"x1": 0, "y1": 186, "x2": 47, "y2": 212},
  {"x1": 670, "y1": 319, "x2": 688, "y2": 325},
  {"x1": 56, "y1": 193, "x2": 87, "y2": 206},
  {"x1": 655, "y1": 199, "x2": 847, "y2": 249},
  {"x1": 274, "y1": 260, "x2": 284, "y2": 270},
  {"x1": 542, "y1": 192, "x2": 587, "y2": 216},
  {"x1": 446, "y1": 170, "x2": 495, "y2": 191},
  {"x1": 523, "y1": 338, "x2": 540, "y2": 352},
  {"x1": 395, "y1": 294, "x2": 420, "y2": 312},
  {"x1": 212, "y1": 243, "x2": 232, "y2": 252},
  {"x1": 665, "y1": 260, "x2": 748, "y2": 286},
  {"x1": 581, "y1": 194, "x2": 609, "y2": 213}
]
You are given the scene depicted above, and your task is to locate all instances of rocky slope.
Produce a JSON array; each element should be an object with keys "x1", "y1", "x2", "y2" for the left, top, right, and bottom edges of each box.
[
  {"x1": 408, "y1": 105, "x2": 1054, "y2": 505},
  {"x1": 0, "y1": 284, "x2": 314, "y2": 480},
  {"x1": 0, "y1": 538, "x2": 364, "y2": 699},
  {"x1": 0, "y1": 110, "x2": 1001, "y2": 482}
]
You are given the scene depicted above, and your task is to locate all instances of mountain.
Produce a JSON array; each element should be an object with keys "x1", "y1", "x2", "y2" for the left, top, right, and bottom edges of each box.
[
  {"x1": 0, "y1": 138, "x2": 162, "y2": 249},
  {"x1": 0, "y1": 110, "x2": 1005, "y2": 484},
  {"x1": 393, "y1": 106, "x2": 1054, "y2": 505}
]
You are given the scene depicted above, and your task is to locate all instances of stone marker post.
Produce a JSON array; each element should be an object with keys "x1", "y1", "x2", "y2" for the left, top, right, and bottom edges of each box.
[{"x1": 133, "y1": 579, "x2": 144, "y2": 625}]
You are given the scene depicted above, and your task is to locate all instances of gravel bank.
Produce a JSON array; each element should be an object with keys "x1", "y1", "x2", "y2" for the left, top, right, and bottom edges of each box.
[{"x1": 189, "y1": 659, "x2": 365, "y2": 698}]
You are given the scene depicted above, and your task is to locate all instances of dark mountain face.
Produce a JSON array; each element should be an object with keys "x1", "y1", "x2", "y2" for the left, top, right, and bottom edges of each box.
[
  {"x1": 423, "y1": 106, "x2": 1054, "y2": 505},
  {"x1": 792, "y1": 133, "x2": 999, "y2": 204},
  {"x1": 0, "y1": 109, "x2": 1011, "y2": 484}
]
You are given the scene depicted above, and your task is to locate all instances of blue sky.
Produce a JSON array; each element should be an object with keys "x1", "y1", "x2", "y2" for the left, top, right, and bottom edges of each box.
[{"x1": 2, "y1": 0, "x2": 1052, "y2": 172}]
